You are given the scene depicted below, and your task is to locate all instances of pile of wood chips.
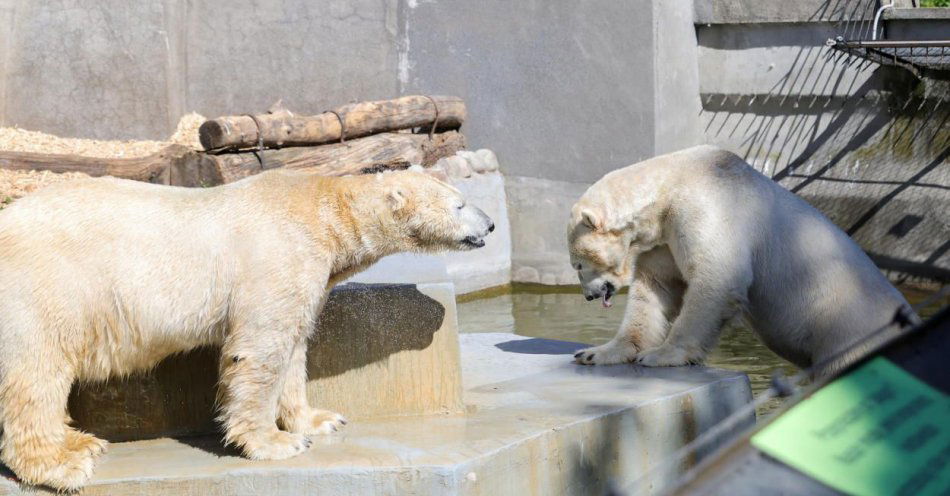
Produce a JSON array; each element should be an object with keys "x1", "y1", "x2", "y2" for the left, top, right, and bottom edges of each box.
[
  {"x1": 0, "y1": 113, "x2": 206, "y2": 204},
  {"x1": 0, "y1": 169, "x2": 91, "y2": 207}
]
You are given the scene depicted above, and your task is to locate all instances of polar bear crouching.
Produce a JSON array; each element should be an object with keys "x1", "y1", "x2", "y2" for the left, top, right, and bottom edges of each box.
[
  {"x1": 0, "y1": 167, "x2": 493, "y2": 490},
  {"x1": 568, "y1": 145, "x2": 913, "y2": 373}
]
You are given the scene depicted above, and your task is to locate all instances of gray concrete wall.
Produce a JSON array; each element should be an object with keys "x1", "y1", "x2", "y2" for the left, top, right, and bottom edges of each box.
[
  {"x1": 696, "y1": 0, "x2": 950, "y2": 280},
  {"x1": 0, "y1": 0, "x2": 693, "y2": 287},
  {"x1": 0, "y1": 0, "x2": 664, "y2": 185},
  {"x1": 0, "y1": 0, "x2": 400, "y2": 140},
  {"x1": 654, "y1": 0, "x2": 704, "y2": 155},
  {"x1": 2, "y1": 0, "x2": 945, "y2": 284},
  {"x1": 694, "y1": 0, "x2": 877, "y2": 25},
  {"x1": 400, "y1": 0, "x2": 656, "y2": 185}
]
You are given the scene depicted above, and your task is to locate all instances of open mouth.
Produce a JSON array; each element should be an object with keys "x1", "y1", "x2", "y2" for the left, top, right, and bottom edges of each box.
[
  {"x1": 602, "y1": 288, "x2": 614, "y2": 308},
  {"x1": 460, "y1": 236, "x2": 486, "y2": 249}
]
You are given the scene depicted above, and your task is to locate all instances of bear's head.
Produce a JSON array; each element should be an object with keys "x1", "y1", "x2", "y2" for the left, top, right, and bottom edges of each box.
[
  {"x1": 566, "y1": 205, "x2": 632, "y2": 308},
  {"x1": 376, "y1": 167, "x2": 494, "y2": 253}
]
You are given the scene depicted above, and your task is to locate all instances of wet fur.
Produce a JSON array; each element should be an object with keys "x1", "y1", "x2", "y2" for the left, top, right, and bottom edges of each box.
[{"x1": 0, "y1": 168, "x2": 492, "y2": 490}]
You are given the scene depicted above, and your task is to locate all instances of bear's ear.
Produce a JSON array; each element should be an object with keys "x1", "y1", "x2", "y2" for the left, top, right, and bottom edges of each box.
[
  {"x1": 578, "y1": 208, "x2": 604, "y2": 232},
  {"x1": 387, "y1": 187, "x2": 407, "y2": 211}
]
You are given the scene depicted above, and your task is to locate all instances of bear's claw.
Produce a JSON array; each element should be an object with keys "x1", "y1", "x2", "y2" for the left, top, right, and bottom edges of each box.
[
  {"x1": 572, "y1": 343, "x2": 638, "y2": 365},
  {"x1": 242, "y1": 430, "x2": 312, "y2": 461},
  {"x1": 286, "y1": 407, "x2": 348, "y2": 436}
]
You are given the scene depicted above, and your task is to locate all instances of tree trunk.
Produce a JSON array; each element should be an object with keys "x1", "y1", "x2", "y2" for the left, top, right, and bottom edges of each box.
[
  {"x1": 0, "y1": 132, "x2": 463, "y2": 187},
  {"x1": 199, "y1": 95, "x2": 465, "y2": 151},
  {"x1": 0, "y1": 145, "x2": 219, "y2": 187},
  {"x1": 205, "y1": 131, "x2": 465, "y2": 184}
]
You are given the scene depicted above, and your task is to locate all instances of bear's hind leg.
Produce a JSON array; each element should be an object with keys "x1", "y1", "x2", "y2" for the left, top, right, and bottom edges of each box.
[
  {"x1": 277, "y1": 341, "x2": 347, "y2": 436},
  {"x1": 0, "y1": 364, "x2": 106, "y2": 491},
  {"x1": 638, "y1": 269, "x2": 751, "y2": 367}
]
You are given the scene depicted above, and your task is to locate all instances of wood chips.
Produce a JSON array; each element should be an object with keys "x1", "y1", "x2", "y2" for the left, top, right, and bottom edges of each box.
[{"x1": 0, "y1": 113, "x2": 206, "y2": 205}]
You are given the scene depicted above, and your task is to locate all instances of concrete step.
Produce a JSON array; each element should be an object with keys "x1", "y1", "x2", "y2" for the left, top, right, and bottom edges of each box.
[
  {"x1": 66, "y1": 282, "x2": 463, "y2": 442},
  {"x1": 4, "y1": 334, "x2": 753, "y2": 495}
]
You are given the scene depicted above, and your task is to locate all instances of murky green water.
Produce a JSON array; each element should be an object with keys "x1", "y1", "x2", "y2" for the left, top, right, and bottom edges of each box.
[{"x1": 457, "y1": 284, "x2": 945, "y2": 417}]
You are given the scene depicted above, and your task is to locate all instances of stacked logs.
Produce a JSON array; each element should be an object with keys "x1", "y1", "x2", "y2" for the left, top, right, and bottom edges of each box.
[{"x1": 0, "y1": 95, "x2": 467, "y2": 187}]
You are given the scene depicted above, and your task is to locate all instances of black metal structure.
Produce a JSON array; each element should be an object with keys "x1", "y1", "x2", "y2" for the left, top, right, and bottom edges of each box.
[{"x1": 826, "y1": 38, "x2": 950, "y2": 78}]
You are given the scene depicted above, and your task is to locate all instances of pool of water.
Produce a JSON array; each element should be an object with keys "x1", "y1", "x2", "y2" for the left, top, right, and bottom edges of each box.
[{"x1": 456, "y1": 284, "x2": 945, "y2": 417}]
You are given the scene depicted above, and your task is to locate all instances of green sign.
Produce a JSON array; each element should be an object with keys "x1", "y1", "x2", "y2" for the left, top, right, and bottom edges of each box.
[{"x1": 752, "y1": 357, "x2": 950, "y2": 496}]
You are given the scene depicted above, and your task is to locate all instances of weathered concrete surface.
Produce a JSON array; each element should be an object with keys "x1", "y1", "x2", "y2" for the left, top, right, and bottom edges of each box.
[
  {"x1": 66, "y1": 282, "x2": 462, "y2": 442},
  {"x1": 183, "y1": 0, "x2": 399, "y2": 127},
  {"x1": 694, "y1": 0, "x2": 876, "y2": 24},
  {"x1": 884, "y1": 7, "x2": 950, "y2": 20},
  {"x1": 696, "y1": 23, "x2": 878, "y2": 97},
  {"x1": 0, "y1": 0, "x2": 400, "y2": 139},
  {"x1": 348, "y1": 172, "x2": 512, "y2": 294},
  {"x1": 697, "y1": 14, "x2": 950, "y2": 280},
  {"x1": 654, "y1": 0, "x2": 704, "y2": 155},
  {"x1": 505, "y1": 176, "x2": 590, "y2": 285},
  {"x1": 1, "y1": 0, "x2": 171, "y2": 138},
  {"x1": 439, "y1": 172, "x2": 512, "y2": 293},
  {"x1": 348, "y1": 253, "x2": 451, "y2": 285},
  {"x1": 886, "y1": 16, "x2": 950, "y2": 41},
  {"x1": 400, "y1": 0, "x2": 656, "y2": 184},
  {"x1": 5, "y1": 334, "x2": 753, "y2": 495}
]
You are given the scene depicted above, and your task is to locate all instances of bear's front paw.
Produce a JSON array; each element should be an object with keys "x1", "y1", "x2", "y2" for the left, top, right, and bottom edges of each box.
[
  {"x1": 573, "y1": 342, "x2": 638, "y2": 366},
  {"x1": 287, "y1": 408, "x2": 347, "y2": 435},
  {"x1": 22, "y1": 435, "x2": 107, "y2": 491},
  {"x1": 65, "y1": 428, "x2": 108, "y2": 458},
  {"x1": 636, "y1": 345, "x2": 701, "y2": 367},
  {"x1": 241, "y1": 429, "x2": 312, "y2": 461}
]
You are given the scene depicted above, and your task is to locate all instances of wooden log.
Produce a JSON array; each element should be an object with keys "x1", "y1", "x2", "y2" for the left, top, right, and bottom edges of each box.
[
  {"x1": 199, "y1": 95, "x2": 465, "y2": 151},
  {"x1": 205, "y1": 131, "x2": 466, "y2": 184},
  {"x1": 0, "y1": 145, "x2": 221, "y2": 187}
]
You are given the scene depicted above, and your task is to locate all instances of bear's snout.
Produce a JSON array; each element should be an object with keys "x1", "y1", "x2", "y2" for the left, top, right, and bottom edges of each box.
[{"x1": 457, "y1": 205, "x2": 494, "y2": 250}]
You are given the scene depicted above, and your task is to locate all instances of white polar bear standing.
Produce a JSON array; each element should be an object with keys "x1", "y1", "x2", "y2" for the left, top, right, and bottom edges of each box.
[
  {"x1": 0, "y1": 167, "x2": 493, "y2": 491},
  {"x1": 568, "y1": 145, "x2": 914, "y2": 372}
]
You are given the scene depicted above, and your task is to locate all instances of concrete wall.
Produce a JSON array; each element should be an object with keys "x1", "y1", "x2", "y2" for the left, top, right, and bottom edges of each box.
[
  {"x1": 0, "y1": 0, "x2": 400, "y2": 140},
  {"x1": 401, "y1": 0, "x2": 656, "y2": 185},
  {"x1": 0, "y1": 0, "x2": 697, "y2": 286},
  {"x1": 1, "y1": 0, "x2": 945, "y2": 284},
  {"x1": 696, "y1": 0, "x2": 950, "y2": 280},
  {"x1": 0, "y1": 0, "x2": 664, "y2": 185}
]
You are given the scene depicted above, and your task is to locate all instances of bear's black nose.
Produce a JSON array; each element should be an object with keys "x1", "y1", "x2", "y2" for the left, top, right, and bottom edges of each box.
[
  {"x1": 585, "y1": 295, "x2": 595, "y2": 301},
  {"x1": 488, "y1": 222, "x2": 495, "y2": 233}
]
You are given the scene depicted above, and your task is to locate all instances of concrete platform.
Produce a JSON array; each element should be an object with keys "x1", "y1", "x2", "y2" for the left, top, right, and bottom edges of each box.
[
  {"x1": 1, "y1": 334, "x2": 753, "y2": 495},
  {"x1": 65, "y1": 282, "x2": 463, "y2": 442}
]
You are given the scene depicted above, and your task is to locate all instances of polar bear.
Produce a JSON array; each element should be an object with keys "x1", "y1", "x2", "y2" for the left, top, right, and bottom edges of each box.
[
  {"x1": 568, "y1": 145, "x2": 914, "y2": 373},
  {"x1": 0, "y1": 167, "x2": 493, "y2": 490}
]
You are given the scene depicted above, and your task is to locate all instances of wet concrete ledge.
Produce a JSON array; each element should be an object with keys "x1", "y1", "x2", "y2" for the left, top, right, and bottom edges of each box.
[{"x1": 5, "y1": 334, "x2": 754, "y2": 495}]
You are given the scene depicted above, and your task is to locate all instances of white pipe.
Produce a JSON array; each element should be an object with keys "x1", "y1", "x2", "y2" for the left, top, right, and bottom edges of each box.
[{"x1": 872, "y1": 2, "x2": 895, "y2": 41}]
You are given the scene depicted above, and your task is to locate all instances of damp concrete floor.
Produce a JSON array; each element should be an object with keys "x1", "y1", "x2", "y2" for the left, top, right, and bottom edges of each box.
[{"x1": 2, "y1": 333, "x2": 752, "y2": 496}]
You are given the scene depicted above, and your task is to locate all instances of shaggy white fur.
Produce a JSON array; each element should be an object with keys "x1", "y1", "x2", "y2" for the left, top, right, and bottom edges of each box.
[
  {"x1": 0, "y1": 167, "x2": 493, "y2": 490},
  {"x1": 568, "y1": 145, "x2": 913, "y2": 372}
]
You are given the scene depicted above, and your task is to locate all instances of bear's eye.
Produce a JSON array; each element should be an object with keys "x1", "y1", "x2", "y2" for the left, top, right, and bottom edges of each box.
[{"x1": 575, "y1": 263, "x2": 582, "y2": 270}]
